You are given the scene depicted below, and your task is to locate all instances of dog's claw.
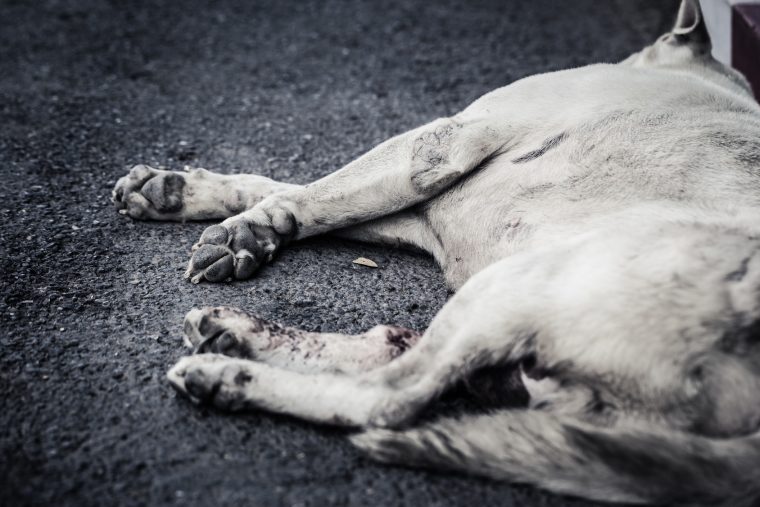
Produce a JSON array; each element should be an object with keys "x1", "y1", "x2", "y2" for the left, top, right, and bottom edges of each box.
[{"x1": 185, "y1": 246, "x2": 234, "y2": 284}]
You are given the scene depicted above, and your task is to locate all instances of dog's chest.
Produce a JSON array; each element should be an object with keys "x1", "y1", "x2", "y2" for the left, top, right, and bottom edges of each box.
[{"x1": 422, "y1": 106, "x2": 760, "y2": 287}]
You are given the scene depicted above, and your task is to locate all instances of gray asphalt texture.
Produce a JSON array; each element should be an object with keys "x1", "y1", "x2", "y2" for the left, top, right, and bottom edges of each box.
[{"x1": 1, "y1": 1, "x2": 680, "y2": 506}]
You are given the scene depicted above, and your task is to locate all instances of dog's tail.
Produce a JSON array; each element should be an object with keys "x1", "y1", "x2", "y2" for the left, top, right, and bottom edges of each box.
[{"x1": 351, "y1": 409, "x2": 760, "y2": 505}]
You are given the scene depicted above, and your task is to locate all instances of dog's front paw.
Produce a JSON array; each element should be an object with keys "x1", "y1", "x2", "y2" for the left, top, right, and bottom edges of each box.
[
  {"x1": 112, "y1": 164, "x2": 186, "y2": 219},
  {"x1": 184, "y1": 218, "x2": 282, "y2": 283}
]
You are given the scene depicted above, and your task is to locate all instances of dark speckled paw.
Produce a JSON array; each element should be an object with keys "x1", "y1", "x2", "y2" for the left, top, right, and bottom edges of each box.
[
  {"x1": 167, "y1": 355, "x2": 254, "y2": 411},
  {"x1": 182, "y1": 307, "x2": 257, "y2": 358},
  {"x1": 184, "y1": 219, "x2": 281, "y2": 283}
]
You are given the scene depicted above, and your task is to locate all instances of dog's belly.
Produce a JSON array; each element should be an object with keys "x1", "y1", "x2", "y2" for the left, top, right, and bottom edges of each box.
[{"x1": 422, "y1": 108, "x2": 760, "y2": 288}]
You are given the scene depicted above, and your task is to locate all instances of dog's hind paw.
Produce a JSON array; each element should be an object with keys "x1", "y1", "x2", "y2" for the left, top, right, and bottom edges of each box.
[
  {"x1": 112, "y1": 164, "x2": 186, "y2": 219},
  {"x1": 182, "y1": 306, "x2": 272, "y2": 358},
  {"x1": 167, "y1": 354, "x2": 256, "y2": 411}
]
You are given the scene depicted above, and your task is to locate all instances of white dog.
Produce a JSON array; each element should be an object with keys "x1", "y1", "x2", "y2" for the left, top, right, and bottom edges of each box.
[{"x1": 113, "y1": 1, "x2": 760, "y2": 504}]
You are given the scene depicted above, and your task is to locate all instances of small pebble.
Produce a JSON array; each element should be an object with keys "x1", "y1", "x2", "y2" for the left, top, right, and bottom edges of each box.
[{"x1": 352, "y1": 257, "x2": 378, "y2": 268}]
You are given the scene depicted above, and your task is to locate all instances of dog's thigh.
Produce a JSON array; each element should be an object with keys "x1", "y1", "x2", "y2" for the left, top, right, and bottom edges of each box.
[
  {"x1": 182, "y1": 306, "x2": 421, "y2": 374},
  {"x1": 112, "y1": 165, "x2": 299, "y2": 221}
]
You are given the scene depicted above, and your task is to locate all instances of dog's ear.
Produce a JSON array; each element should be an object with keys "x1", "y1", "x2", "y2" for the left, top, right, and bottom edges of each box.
[{"x1": 671, "y1": 0, "x2": 710, "y2": 47}]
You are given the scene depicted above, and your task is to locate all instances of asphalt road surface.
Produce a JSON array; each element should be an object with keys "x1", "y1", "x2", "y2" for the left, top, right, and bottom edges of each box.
[{"x1": 1, "y1": 0, "x2": 679, "y2": 505}]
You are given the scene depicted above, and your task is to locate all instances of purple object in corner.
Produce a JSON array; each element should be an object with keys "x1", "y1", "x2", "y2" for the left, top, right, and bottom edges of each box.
[{"x1": 733, "y1": 4, "x2": 760, "y2": 100}]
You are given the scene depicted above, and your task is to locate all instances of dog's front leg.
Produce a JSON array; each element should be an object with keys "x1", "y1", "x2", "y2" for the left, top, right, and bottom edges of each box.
[{"x1": 184, "y1": 115, "x2": 510, "y2": 283}]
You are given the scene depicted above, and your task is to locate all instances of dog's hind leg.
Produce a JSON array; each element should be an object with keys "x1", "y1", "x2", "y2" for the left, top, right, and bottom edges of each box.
[
  {"x1": 167, "y1": 255, "x2": 539, "y2": 427},
  {"x1": 185, "y1": 114, "x2": 510, "y2": 282},
  {"x1": 181, "y1": 306, "x2": 421, "y2": 374}
]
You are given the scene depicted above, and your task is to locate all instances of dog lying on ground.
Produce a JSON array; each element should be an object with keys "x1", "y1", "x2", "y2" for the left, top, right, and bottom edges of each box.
[{"x1": 112, "y1": 1, "x2": 760, "y2": 504}]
